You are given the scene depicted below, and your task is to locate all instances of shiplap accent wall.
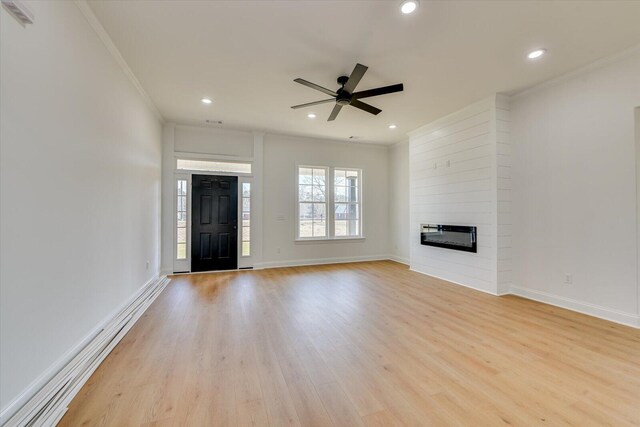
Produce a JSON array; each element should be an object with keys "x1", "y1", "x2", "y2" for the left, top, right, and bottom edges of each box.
[
  {"x1": 409, "y1": 95, "x2": 508, "y2": 295},
  {"x1": 495, "y1": 95, "x2": 512, "y2": 295}
]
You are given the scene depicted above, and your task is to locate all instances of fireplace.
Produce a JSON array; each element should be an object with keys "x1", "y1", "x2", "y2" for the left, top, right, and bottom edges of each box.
[{"x1": 420, "y1": 224, "x2": 477, "y2": 253}]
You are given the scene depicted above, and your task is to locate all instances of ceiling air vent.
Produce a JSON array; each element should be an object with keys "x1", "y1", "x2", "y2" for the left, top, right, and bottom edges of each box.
[{"x1": 2, "y1": 0, "x2": 34, "y2": 25}]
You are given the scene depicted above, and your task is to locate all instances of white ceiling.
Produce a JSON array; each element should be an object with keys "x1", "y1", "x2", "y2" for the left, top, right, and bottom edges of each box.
[{"x1": 88, "y1": 0, "x2": 640, "y2": 144}]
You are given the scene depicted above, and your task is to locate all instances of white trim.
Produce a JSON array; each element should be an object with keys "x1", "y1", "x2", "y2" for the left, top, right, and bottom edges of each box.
[
  {"x1": 73, "y1": 0, "x2": 163, "y2": 122},
  {"x1": 510, "y1": 286, "x2": 640, "y2": 329},
  {"x1": 169, "y1": 268, "x2": 254, "y2": 276},
  {"x1": 636, "y1": 107, "x2": 640, "y2": 321},
  {"x1": 409, "y1": 267, "x2": 500, "y2": 296},
  {"x1": 255, "y1": 254, "x2": 389, "y2": 269},
  {"x1": 1, "y1": 275, "x2": 170, "y2": 426},
  {"x1": 388, "y1": 255, "x2": 409, "y2": 265},
  {"x1": 294, "y1": 237, "x2": 366, "y2": 243},
  {"x1": 511, "y1": 43, "x2": 640, "y2": 99},
  {"x1": 173, "y1": 151, "x2": 254, "y2": 163}
]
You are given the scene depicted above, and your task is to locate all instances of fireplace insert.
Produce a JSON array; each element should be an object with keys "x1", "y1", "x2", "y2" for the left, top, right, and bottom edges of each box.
[{"x1": 420, "y1": 224, "x2": 477, "y2": 253}]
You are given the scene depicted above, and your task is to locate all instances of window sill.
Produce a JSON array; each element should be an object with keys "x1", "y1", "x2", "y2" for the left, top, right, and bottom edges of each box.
[{"x1": 295, "y1": 237, "x2": 366, "y2": 244}]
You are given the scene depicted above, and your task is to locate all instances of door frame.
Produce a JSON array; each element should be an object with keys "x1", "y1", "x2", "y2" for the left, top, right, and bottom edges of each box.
[{"x1": 172, "y1": 155, "x2": 254, "y2": 273}]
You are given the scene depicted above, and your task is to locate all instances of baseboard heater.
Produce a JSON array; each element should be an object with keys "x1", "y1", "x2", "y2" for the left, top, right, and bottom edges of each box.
[
  {"x1": 3, "y1": 276, "x2": 170, "y2": 427},
  {"x1": 420, "y1": 224, "x2": 477, "y2": 253}
]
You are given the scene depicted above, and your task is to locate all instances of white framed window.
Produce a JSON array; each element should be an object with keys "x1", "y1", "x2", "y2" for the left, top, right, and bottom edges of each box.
[
  {"x1": 334, "y1": 169, "x2": 361, "y2": 237},
  {"x1": 241, "y1": 182, "x2": 251, "y2": 256},
  {"x1": 297, "y1": 166, "x2": 328, "y2": 239},
  {"x1": 296, "y1": 166, "x2": 362, "y2": 240},
  {"x1": 176, "y1": 179, "x2": 188, "y2": 260},
  {"x1": 176, "y1": 158, "x2": 251, "y2": 174}
]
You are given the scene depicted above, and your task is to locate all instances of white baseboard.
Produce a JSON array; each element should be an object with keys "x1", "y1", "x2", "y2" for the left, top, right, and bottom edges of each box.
[
  {"x1": 409, "y1": 267, "x2": 500, "y2": 296},
  {"x1": 388, "y1": 255, "x2": 409, "y2": 265},
  {"x1": 1, "y1": 274, "x2": 170, "y2": 426},
  {"x1": 510, "y1": 286, "x2": 640, "y2": 329},
  {"x1": 255, "y1": 254, "x2": 390, "y2": 269}
]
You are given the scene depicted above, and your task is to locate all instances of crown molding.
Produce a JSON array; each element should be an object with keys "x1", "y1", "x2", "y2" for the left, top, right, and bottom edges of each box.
[
  {"x1": 511, "y1": 43, "x2": 640, "y2": 100},
  {"x1": 73, "y1": 0, "x2": 164, "y2": 123}
]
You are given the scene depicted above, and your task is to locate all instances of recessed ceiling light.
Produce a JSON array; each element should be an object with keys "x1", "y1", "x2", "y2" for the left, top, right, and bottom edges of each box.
[
  {"x1": 307, "y1": 112, "x2": 316, "y2": 119},
  {"x1": 389, "y1": 124, "x2": 398, "y2": 129},
  {"x1": 400, "y1": 0, "x2": 418, "y2": 14},
  {"x1": 201, "y1": 97, "x2": 212, "y2": 104},
  {"x1": 527, "y1": 48, "x2": 547, "y2": 60}
]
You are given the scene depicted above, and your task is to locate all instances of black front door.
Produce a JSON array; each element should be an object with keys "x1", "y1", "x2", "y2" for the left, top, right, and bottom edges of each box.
[{"x1": 191, "y1": 174, "x2": 238, "y2": 272}]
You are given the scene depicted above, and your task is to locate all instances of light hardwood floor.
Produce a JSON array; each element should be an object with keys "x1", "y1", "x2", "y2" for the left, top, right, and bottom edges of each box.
[{"x1": 59, "y1": 261, "x2": 640, "y2": 426}]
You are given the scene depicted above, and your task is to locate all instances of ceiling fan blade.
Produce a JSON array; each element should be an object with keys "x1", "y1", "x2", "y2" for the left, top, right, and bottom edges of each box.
[
  {"x1": 343, "y1": 63, "x2": 368, "y2": 94},
  {"x1": 350, "y1": 99, "x2": 381, "y2": 115},
  {"x1": 291, "y1": 98, "x2": 335, "y2": 109},
  {"x1": 352, "y1": 83, "x2": 404, "y2": 100},
  {"x1": 294, "y1": 78, "x2": 337, "y2": 97},
  {"x1": 328, "y1": 104, "x2": 343, "y2": 121}
]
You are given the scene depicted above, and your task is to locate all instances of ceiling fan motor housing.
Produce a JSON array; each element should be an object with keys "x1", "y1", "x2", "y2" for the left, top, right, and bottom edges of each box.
[
  {"x1": 336, "y1": 91, "x2": 351, "y2": 106},
  {"x1": 336, "y1": 76, "x2": 352, "y2": 105}
]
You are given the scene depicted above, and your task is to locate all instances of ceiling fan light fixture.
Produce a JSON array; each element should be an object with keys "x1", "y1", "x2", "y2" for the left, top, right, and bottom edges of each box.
[
  {"x1": 400, "y1": 0, "x2": 418, "y2": 14},
  {"x1": 307, "y1": 112, "x2": 316, "y2": 119}
]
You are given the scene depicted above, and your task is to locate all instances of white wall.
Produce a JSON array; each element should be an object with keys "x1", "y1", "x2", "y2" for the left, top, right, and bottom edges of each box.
[
  {"x1": 510, "y1": 50, "x2": 640, "y2": 326},
  {"x1": 496, "y1": 99, "x2": 513, "y2": 295},
  {"x1": 174, "y1": 125, "x2": 253, "y2": 157},
  {"x1": 261, "y1": 134, "x2": 389, "y2": 267},
  {"x1": 636, "y1": 107, "x2": 640, "y2": 321},
  {"x1": 0, "y1": 0, "x2": 162, "y2": 415},
  {"x1": 160, "y1": 128, "x2": 390, "y2": 270},
  {"x1": 389, "y1": 140, "x2": 410, "y2": 264},
  {"x1": 160, "y1": 124, "x2": 256, "y2": 273},
  {"x1": 409, "y1": 96, "x2": 506, "y2": 295}
]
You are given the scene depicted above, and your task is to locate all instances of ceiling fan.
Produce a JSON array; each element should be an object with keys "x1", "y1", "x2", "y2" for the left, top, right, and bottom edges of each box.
[{"x1": 291, "y1": 63, "x2": 404, "y2": 121}]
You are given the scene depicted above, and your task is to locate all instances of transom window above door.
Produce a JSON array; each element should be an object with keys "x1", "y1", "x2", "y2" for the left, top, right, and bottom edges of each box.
[{"x1": 176, "y1": 158, "x2": 251, "y2": 174}]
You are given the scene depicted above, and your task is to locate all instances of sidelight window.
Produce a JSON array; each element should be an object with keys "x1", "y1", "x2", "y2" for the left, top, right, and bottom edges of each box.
[
  {"x1": 176, "y1": 179, "x2": 187, "y2": 260},
  {"x1": 242, "y1": 182, "x2": 251, "y2": 256}
]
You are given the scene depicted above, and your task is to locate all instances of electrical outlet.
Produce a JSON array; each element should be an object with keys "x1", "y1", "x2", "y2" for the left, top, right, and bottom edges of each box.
[{"x1": 564, "y1": 274, "x2": 573, "y2": 284}]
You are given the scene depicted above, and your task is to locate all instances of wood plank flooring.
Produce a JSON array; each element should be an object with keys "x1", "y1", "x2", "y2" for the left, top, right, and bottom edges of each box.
[{"x1": 59, "y1": 261, "x2": 640, "y2": 426}]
